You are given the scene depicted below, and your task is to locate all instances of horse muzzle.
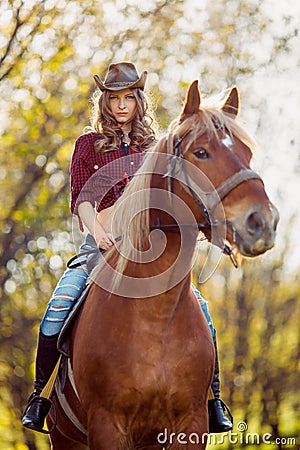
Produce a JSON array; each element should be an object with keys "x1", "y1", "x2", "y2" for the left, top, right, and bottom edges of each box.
[{"x1": 229, "y1": 203, "x2": 279, "y2": 257}]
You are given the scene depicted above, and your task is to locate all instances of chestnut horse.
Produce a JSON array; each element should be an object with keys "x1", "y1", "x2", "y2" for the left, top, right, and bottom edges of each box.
[{"x1": 47, "y1": 81, "x2": 278, "y2": 449}]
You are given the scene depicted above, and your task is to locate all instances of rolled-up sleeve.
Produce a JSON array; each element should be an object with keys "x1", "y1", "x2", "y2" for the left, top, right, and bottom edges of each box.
[
  {"x1": 70, "y1": 135, "x2": 95, "y2": 215},
  {"x1": 70, "y1": 132, "x2": 145, "y2": 231}
]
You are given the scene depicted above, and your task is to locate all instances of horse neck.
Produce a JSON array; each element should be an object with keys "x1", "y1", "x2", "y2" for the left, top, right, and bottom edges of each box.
[
  {"x1": 125, "y1": 222, "x2": 197, "y2": 324},
  {"x1": 125, "y1": 195, "x2": 197, "y2": 317}
]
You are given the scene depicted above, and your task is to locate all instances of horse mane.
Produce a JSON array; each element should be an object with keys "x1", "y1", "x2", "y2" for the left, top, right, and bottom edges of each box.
[{"x1": 91, "y1": 91, "x2": 255, "y2": 289}]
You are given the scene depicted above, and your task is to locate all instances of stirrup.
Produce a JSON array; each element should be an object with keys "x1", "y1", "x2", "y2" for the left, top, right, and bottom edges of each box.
[{"x1": 22, "y1": 394, "x2": 56, "y2": 434}]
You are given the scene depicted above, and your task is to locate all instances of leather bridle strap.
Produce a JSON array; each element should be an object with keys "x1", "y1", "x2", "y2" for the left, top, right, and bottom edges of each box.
[
  {"x1": 160, "y1": 131, "x2": 263, "y2": 267},
  {"x1": 212, "y1": 168, "x2": 263, "y2": 211},
  {"x1": 185, "y1": 167, "x2": 263, "y2": 216},
  {"x1": 166, "y1": 132, "x2": 263, "y2": 221},
  {"x1": 165, "y1": 132, "x2": 212, "y2": 225}
]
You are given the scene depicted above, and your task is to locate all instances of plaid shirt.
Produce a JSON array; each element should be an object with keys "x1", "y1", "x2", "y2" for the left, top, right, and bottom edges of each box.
[{"x1": 70, "y1": 132, "x2": 145, "y2": 230}]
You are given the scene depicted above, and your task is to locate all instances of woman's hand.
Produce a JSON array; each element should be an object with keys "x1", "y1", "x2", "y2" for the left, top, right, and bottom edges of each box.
[{"x1": 94, "y1": 229, "x2": 116, "y2": 251}]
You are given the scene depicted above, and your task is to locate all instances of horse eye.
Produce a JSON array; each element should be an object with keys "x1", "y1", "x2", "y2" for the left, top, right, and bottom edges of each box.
[{"x1": 194, "y1": 148, "x2": 209, "y2": 159}]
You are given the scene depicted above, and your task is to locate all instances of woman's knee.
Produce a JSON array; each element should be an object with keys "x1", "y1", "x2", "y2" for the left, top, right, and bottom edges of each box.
[
  {"x1": 40, "y1": 267, "x2": 88, "y2": 336},
  {"x1": 40, "y1": 298, "x2": 73, "y2": 336}
]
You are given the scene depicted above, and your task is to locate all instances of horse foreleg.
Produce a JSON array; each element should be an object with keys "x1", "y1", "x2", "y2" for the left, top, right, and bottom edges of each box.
[
  {"x1": 49, "y1": 426, "x2": 89, "y2": 450},
  {"x1": 166, "y1": 416, "x2": 208, "y2": 450},
  {"x1": 87, "y1": 408, "x2": 122, "y2": 450},
  {"x1": 139, "y1": 446, "x2": 164, "y2": 450}
]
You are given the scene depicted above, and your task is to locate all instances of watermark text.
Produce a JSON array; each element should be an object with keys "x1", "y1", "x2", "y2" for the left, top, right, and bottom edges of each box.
[{"x1": 157, "y1": 422, "x2": 298, "y2": 446}]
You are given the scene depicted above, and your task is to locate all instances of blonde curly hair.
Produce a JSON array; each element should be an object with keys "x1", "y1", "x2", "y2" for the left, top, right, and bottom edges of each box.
[{"x1": 88, "y1": 88, "x2": 158, "y2": 153}]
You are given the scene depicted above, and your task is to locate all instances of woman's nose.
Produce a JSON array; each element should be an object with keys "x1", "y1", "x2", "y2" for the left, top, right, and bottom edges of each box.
[{"x1": 119, "y1": 99, "x2": 126, "y2": 109}]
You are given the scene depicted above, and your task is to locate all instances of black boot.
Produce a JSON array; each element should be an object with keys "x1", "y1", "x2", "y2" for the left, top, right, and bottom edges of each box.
[
  {"x1": 208, "y1": 331, "x2": 233, "y2": 433},
  {"x1": 22, "y1": 332, "x2": 60, "y2": 433}
]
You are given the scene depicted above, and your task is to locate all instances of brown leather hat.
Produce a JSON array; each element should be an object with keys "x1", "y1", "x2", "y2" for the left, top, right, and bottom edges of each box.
[{"x1": 93, "y1": 62, "x2": 147, "y2": 91}]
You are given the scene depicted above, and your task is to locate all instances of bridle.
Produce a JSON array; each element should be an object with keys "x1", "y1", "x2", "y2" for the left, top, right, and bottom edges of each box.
[{"x1": 152, "y1": 129, "x2": 263, "y2": 266}]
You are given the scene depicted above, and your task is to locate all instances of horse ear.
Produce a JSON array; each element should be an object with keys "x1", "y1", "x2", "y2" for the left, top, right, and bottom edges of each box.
[
  {"x1": 181, "y1": 80, "x2": 201, "y2": 117},
  {"x1": 222, "y1": 86, "x2": 240, "y2": 117}
]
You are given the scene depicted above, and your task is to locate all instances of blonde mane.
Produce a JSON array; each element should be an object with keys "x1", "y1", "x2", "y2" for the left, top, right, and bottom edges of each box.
[{"x1": 92, "y1": 94, "x2": 255, "y2": 289}]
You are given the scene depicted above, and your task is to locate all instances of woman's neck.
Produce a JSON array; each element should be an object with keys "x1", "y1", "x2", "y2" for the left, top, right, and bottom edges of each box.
[{"x1": 120, "y1": 125, "x2": 132, "y2": 144}]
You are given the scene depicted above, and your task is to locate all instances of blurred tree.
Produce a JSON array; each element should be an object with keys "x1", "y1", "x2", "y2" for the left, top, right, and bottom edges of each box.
[
  {"x1": 0, "y1": 0, "x2": 299, "y2": 448},
  {"x1": 197, "y1": 235, "x2": 300, "y2": 449}
]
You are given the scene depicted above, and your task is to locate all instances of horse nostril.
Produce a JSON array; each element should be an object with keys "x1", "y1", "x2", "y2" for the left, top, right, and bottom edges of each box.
[{"x1": 246, "y1": 211, "x2": 264, "y2": 235}]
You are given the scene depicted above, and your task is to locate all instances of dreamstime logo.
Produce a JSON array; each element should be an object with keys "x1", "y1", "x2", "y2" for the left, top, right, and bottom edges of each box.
[
  {"x1": 157, "y1": 422, "x2": 298, "y2": 446},
  {"x1": 72, "y1": 151, "x2": 227, "y2": 297}
]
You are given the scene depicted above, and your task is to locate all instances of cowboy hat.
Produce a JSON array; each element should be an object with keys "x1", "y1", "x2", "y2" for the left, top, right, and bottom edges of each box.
[{"x1": 93, "y1": 62, "x2": 147, "y2": 91}]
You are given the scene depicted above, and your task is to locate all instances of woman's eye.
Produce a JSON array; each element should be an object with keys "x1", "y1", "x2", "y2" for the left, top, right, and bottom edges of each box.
[
  {"x1": 194, "y1": 148, "x2": 209, "y2": 159},
  {"x1": 126, "y1": 95, "x2": 135, "y2": 100}
]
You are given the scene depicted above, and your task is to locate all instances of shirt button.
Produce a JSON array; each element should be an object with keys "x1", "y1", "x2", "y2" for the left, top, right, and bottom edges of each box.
[
  {"x1": 130, "y1": 161, "x2": 134, "y2": 165},
  {"x1": 94, "y1": 165, "x2": 99, "y2": 169}
]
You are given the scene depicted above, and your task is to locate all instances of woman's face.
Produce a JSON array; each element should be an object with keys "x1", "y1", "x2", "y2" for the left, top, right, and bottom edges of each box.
[{"x1": 109, "y1": 88, "x2": 137, "y2": 127}]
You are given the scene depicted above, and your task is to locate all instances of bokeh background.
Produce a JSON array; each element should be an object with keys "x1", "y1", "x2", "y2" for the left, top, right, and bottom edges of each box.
[{"x1": 0, "y1": 0, "x2": 299, "y2": 449}]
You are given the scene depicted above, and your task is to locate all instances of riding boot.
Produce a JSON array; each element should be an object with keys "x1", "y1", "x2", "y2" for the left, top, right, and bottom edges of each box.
[
  {"x1": 208, "y1": 331, "x2": 233, "y2": 433},
  {"x1": 22, "y1": 332, "x2": 60, "y2": 432}
]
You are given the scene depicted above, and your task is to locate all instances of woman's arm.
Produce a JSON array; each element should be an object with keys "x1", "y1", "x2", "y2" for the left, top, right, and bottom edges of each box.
[{"x1": 78, "y1": 202, "x2": 115, "y2": 250}]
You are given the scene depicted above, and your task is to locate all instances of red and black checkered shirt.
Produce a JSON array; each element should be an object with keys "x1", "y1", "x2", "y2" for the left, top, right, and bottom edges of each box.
[{"x1": 70, "y1": 132, "x2": 145, "y2": 230}]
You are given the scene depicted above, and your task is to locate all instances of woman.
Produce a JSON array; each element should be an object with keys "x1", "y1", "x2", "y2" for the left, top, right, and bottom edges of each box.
[{"x1": 22, "y1": 62, "x2": 232, "y2": 434}]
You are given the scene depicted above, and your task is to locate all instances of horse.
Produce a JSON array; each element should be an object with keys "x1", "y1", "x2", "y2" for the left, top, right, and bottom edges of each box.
[{"x1": 47, "y1": 80, "x2": 279, "y2": 450}]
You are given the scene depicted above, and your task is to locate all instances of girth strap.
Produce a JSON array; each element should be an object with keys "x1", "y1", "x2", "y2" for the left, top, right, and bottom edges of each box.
[{"x1": 55, "y1": 376, "x2": 88, "y2": 436}]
